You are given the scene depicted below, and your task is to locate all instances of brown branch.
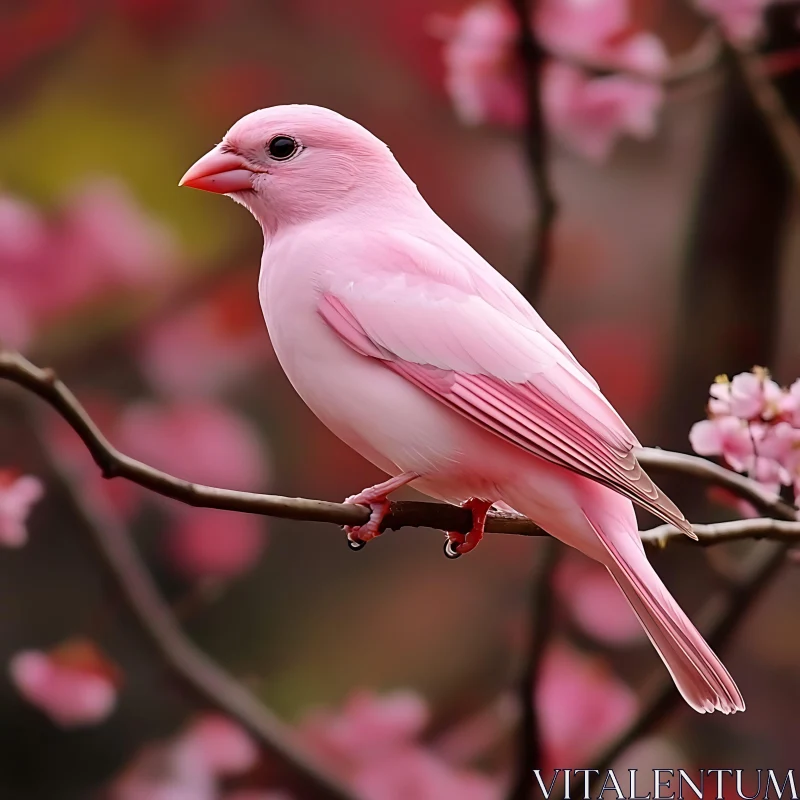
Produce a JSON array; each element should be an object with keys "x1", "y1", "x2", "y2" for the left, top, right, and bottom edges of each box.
[
  {"x1": 3, "y1": 352, "x2": 796, "y2": 795},
  {"x1": 1, "y1": 349, "x2": 798, "y2": 547},
  {"x1": 552, "y1": 27, "x2": 723, "y2": 86},
  {"x1": 637, "y1": 446, "x2": 797, "y2": 522},
  {"x1": 731, "y1": 43, "x2": 800, "y2": 189},
  {"x1": 22, "y1": 414, "x2": 355, "y2": 800},
  {"x1": 582, "y1": 540, "x2": 787, "y2": 798},
  {"x1": 641, "y1": 517, "x2": 800, "y2": 546},
  {"x1": 509, "y1": 0, "x2": 557, "y2": 301},
  {"x1": 507, "y1": 539, "x2": 560, "y2": 800},
  {"x1": 664, "y1": 28, "x2": 724, "y2": 85}
]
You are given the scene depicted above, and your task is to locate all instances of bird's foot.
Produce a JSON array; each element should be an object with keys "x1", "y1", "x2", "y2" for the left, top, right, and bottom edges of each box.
[
  {"x1": 344, "y1": 497, "x2": 390, "y2": 549},
  {"x1": 444, "y1": 498, "x2": 493, "y2": 559},
  {"x1": 343, "y1": 472, "x2": 418, "y2": 550}
]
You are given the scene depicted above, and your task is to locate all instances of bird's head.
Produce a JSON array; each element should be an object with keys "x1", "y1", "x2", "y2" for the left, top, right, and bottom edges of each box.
[{"x1": 180, "y1": 104, "x2": 417, "y2": 233}]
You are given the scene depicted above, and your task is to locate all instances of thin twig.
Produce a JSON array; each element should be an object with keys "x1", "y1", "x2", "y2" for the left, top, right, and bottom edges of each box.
[
  {"x1": 1, "y1": 349, "x2": 798, "y2": 544},
  {"x1": 641, "y1": 517, "x2": 800, "y2": 546},
  {"x1": 583, "y1": 541, "x2": 787, "y2": 797},
  {"x1": 637, "y1": 446, "x2": 797, "y2": 522},
  {"x1": 507, "y1": 539, "x2": 560, "y2": 800},
  {"x1": 553, "y1": 27, "x2": 723, "y2": 86},
  {"x1": 732, "y1": 43, "x2": 800, "y2": 189},
  {"x1": 664, "y1": 28, "x2": 724, "y2": 85},
  {"x1": 509, "y1": 0, "x2": 557, "y2": 300},
  {"x1": 24, "y1": 416, "x2": 356, "y2": 800}
]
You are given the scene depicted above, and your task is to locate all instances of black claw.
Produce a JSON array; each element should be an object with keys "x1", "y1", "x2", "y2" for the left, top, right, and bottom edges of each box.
[
  {"x1": 348, "y1": 538, "x2": 366, "y2": 551},
  {"x1": 443, "y1": 539, "x2": 461, "y2": 560}
]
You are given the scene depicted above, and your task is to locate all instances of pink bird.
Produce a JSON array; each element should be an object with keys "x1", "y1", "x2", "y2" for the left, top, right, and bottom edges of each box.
[{"x1": 180, "y1": 105, "x2": 744, "y2": 715}]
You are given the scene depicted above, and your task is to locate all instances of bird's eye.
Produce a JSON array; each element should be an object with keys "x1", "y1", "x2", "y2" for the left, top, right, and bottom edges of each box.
[{"x1": 267, "y1": 135, "x2": 298, "y2": 160}]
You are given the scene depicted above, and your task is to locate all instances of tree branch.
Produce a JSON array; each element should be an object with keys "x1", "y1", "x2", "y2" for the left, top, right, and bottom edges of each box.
[
  {"x1": 636, "y1": 446, "x2": 797, "y2": 522},
  {"x1": 552, "y1": 27, "x2": 723, "y2": 86},
  {"x1": 507, "y1": 539, "x2": 560, "y2": 800},
  {"x1": 732, "y1": 43, "x2": 800, "y2": 189},
  {"x1": 509, "y1": 0, "x2": 557, "y2": 301},
  {"x1": 1, "y1": 349, "x2": 797, "y2": 548},
  {"x1": 22, "y1": 414, "x2": 356, "y2": 800},
  {"x1": 641, "y1": 517, "x2": 800, "y2": 546}
]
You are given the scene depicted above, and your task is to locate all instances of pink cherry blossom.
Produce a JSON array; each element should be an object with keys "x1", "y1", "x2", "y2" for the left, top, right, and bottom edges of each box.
[
  {"x1": 0, "y1": 287, "x2": 32, "y2": 350},
  {"x1": 352, "y1": 749, "x2": 501, "y2": 800},
  {"x1": 542, "y1": 62, "x2": 664, "y2": 162},
  {"x1": 31, "y1": 179, "x2": 176, "y2": 320},
  {"x1": 689, "y1": 415, "x2": 755, "y2": 473},
  {"x1": 117, "y1": 401, "x2": 269, "y2": 577},
  {"x1": 752, "y1": 420, "x2": 797, "y2": 463},
  {"x1": 297, "y1": 690, "x2": 501, "y2": 799},
  {"x1": 438, "y1": 3, "x2": 524, "y2": 127},
  {"x1": 779, "y1": 379, "x2": 800, "y2": 426},
  {"x1": 692, "y1": 418, "x2": 795, "y2": 493},
  {"x1": 56, "y1": 177, "x2": 178, "y2": 294},
  {"x1": 9, "y1": 639, "x2": 120, "y2": 728},
  {"x1": 536, "y1": 0, "x2": 668, "y2": 76},
  {"x1": 0, "y1": 180, "x2": 178, "y2": 347},
  {"x1": 690, "y1": 368, "x2": 800, "y2": 497},
  {"x1": 748, "y1": 455, "x2": 786, "y2": 495},
  {"x1": 166, "y1": 507, "x2": 267, "y2": 578},
  {"x1": 554, "y1": 554, "x2": 644, "y2": 644},
  {"x1": 0, "y1": 471, "x2": 44, "y2": 547},
  {"x1": 299, "y1": 689, "x2": 429, "y2": 764},
  {"x1": 0, "y1": 194, "x2": 48, "y2": 348},
  {"x1": 774, "y1": 425, "x2": 800, "y2": 499},
  {"x1": 748, "y1": 420, "x2": 800, "y2": 493},
  {"x1": 437, "y1": 0, "x2": 667, "y2": 160},
  {"x1": 111, "y1": 714, "x2": 259, "y2": 799},
  {"x1": 110, "y1": 736, "x2": 217, "y2": 800},
  {"x1": 0, "y1": 194, "x2": 48, "y2": 266},
  {"x1": 708, "y1": 371, "x2": 782, "y2": 420},
  {"x1": 537, "y1": 644, "x2": 637, "y2": 767},
  {"x1": 138, "y1": 274, "x2": 272, "y2": 398},
  {"x1": 117, "y1": 400, "x2": 268, "y2": 491},
  {"x1": 691, "y1": 416, "x2": 795, "y2": 494},
  {"x1": 694, "y1": 0, "x2": 776, "y2": 43},
  {"x1": 183, "y1": 714, "x2": 259, "y2": 776}
]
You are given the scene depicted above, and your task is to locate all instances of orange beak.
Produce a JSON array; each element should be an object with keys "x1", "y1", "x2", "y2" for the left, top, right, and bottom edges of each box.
[{"x1": 179, "y1": 146, "x2": 255, "y2": 193}]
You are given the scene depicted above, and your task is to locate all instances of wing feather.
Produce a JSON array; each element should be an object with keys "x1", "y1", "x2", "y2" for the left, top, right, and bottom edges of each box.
[{"x1": 317, "y1": 254, "x2": 692, "y2": 538}]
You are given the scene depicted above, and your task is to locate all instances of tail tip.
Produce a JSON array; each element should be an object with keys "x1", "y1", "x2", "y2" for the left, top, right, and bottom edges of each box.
[
  {"x1": 679, "y1": 518, "x2": 698, "y2": 540},
  {"x1": 691, "y1": 693, "x2": 746, "y2": 714}
]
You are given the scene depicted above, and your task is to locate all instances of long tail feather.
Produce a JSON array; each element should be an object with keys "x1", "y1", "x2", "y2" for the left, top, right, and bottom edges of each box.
[{"x1": 586, "y1": 515, "x2": 745, "y2": 714}]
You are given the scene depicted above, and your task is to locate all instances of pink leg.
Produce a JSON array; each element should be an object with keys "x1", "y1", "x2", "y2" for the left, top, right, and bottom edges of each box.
[
  {"x1": 344, "y1": 472, "x2": 419, "y2": 549},
  {"x1": 445, "y1": 498, "x2": 494, "y2": 558}
]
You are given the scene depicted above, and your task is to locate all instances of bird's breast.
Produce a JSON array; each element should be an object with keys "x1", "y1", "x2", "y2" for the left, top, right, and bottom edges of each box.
[{"x1": 258, "y1": 243, "x2": 488, "y2": 487}]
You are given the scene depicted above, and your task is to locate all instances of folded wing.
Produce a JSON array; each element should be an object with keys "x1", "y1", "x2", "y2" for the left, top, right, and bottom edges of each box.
[{"x1": 318, "y1": 262, "x2": 692, "y2": 538}]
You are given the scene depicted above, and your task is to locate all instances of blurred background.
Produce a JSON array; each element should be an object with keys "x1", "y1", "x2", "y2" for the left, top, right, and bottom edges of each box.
[{"x1": 1, "y1": 0, "x2": 799, "y2": 798}]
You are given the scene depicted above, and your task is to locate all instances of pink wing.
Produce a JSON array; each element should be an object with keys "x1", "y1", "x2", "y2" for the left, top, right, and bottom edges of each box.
[{"x1": 318, "y1": 265, "x2": 692, "y2": 537}]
